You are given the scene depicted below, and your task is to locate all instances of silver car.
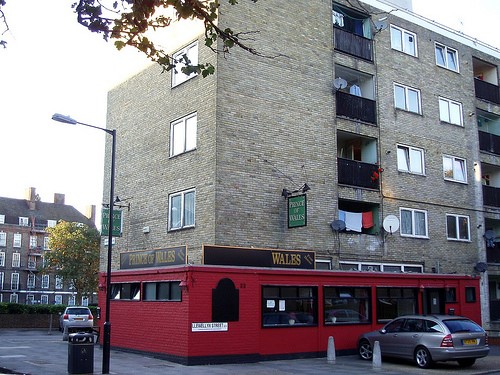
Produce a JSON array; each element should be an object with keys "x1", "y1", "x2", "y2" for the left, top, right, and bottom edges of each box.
[
  {"x1": 59, "y1": 306, "x2": 94, "y2": 332},
  {"x1": 358, "y1": 315, "x2": 489, "y2": 368}
]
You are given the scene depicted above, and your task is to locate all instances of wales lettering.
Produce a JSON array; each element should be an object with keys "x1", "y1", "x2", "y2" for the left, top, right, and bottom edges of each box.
[
  {"x1": 155, "y1": 250, "x2": 176, "y2": 264},
  {"x1": 271, "y1": 252, "x2": 301, "y2": 266}
]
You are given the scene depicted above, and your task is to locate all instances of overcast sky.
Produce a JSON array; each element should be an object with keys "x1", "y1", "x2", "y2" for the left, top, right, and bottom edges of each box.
[{"x1": 0, "y1": 0, "x2": 499, "y2": 221}]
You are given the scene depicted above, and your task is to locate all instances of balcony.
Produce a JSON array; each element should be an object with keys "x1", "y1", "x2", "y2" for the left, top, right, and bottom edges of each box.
[
  {"x1": 479, "y1": 131, "x2": 500, "y2": 155},
  {"x1": 483, "y1": 185, "x2": 500, "y2": 207},
  {"x1": 334, "y1": 27, "x2": 373, "y2": 61},
  {"x1": 487, "y1": 244, "x2": 500, "y2": 264},
  {"x1": 338, "y1": 158, "x2": 380, "y2": 190},
  {"x1": 336, "y1": 91, "x2": 377, "y2": 124},
  {"x1": 475, "y1": 79, "x2": 500, "y2": 104}
]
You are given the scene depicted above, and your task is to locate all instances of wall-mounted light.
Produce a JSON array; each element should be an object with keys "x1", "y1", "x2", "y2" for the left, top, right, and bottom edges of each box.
[{"x1": 281, "y1": 183, "x2": 311, "y2": 199}]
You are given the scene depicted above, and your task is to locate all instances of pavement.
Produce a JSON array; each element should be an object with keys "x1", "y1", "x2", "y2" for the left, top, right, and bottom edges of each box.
[{"x1": 0, "y1": 329, "x2": 499, "y2": 375}]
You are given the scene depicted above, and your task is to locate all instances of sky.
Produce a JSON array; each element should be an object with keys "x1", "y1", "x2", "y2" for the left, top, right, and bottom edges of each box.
[{"x1": 0, "y1": 0, "x2": 499, "y2": 222}]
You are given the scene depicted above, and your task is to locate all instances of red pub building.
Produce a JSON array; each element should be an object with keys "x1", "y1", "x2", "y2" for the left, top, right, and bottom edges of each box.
[{"x1": 98, "y1": 245, "x2": 482, "y2": 365}]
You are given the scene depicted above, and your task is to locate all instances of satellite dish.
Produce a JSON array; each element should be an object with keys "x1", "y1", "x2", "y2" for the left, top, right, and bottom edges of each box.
[
  {"x1": 333, "y1": 77, "x2": 347, "y2": 90},
  {"x1": 383, "y1": 215, "x2": 400, "y2": 234},
  {"x1": 331, "y1": 220, "x2": 346, "y2": 232},
  {"x1": 484, "y1": 230, "x2": 495, "y2": 240},
  {"x1": 474, "y1": 262, "x2": 487, "y2": 273},
  {"x1": 374, "y1": 20, "x2": 388, "y2": 31}
]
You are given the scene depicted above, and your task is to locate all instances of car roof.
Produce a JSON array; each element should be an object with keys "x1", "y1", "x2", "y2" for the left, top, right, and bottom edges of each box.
[{"x1": 393, "y1": 314, "x2": 469, "y2": 321}]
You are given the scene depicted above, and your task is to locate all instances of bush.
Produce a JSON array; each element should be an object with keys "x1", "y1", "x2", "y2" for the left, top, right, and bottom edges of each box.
[{"x1": 0, "y1": 303, "x2": 84, "y2": 315}]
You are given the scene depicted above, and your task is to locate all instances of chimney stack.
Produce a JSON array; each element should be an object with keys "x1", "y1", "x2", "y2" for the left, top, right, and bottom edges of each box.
[
  {"x1": 85, "y1": 205, "x2": 97, "y2": 224},
  {"x1": 25, "y1": 187, "x2": 37, "y2": 210},
  {"x1": 54, "y1": 193, "x2": 65, "y2": 205}
]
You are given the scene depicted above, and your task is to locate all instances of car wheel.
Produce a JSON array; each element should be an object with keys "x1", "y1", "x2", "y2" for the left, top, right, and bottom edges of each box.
[
  {"x1": 414, "y1": 346, "x2": 433, "y2": 369},
  {"x1": 358, "y1": 340, "x2": 373, "y2": 360},
  {"x1": 457, "y1": 358, "x2": 476, "y2": 368}
]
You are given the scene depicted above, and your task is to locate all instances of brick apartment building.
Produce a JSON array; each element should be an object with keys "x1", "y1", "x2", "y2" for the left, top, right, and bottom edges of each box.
[
  {"x1": 100, "y1": 0, "x2": 500, "y2": 342},
  {"x1": 0, "y1": 187, "x2": 96, "y2": 305}
]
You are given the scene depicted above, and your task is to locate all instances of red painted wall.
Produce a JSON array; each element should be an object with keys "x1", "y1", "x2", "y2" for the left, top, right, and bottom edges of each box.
[{"x1": 98, "y1": 266, "x2": 482, "y2": 364}]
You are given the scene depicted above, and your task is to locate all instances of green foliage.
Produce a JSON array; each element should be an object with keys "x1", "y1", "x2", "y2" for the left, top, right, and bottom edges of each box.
[
  {"x1": 44, "y1": 221, "x2": 100, "y2": 302},
  {"x1": 1, "y1": 1, "x2": 266, "y2": 74}
]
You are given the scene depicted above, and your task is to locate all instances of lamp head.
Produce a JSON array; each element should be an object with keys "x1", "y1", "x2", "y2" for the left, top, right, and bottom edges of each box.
[{"x1": 51, "y1": 113, "x2": 78, "y2": 125}]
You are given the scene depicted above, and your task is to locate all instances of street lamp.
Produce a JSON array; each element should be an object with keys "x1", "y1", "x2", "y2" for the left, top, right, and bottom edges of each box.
[{"x1": 52, "y1": 113, "x2": 115, "y2": 374}]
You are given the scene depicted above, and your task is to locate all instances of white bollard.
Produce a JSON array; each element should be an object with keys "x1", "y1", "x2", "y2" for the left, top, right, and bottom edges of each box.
[
  {"x1": 372, "y1": 340, "x2": 382, "y2": 370},
  {"x1": 327, "y1": 336, "x2": 336, "y2": 364}
]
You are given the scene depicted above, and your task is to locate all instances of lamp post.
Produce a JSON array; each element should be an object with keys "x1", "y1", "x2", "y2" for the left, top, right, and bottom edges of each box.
[{"x1": 52, "y1": 113, "x2": 115, "y2": 374}]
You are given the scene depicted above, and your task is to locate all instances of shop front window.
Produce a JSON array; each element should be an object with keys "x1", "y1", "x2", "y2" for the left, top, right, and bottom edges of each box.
[
  {"x1": 324, "y1": 287, "x2": 370, "y2": 325},
  {"x1": 376, "y1": 287, "x2": 417, "y2": 322},
  {"x1": 262, "y1": 286, "x2": 317, "y2": 327}
]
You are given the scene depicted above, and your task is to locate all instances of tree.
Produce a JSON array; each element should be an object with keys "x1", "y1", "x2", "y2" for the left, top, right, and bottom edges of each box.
[
  {"x1": 44, "y1": 221, "x2": 101, "y2": 304},
  {"x1": 0, "y1": 0, "x2": 262, "y2": 75}
]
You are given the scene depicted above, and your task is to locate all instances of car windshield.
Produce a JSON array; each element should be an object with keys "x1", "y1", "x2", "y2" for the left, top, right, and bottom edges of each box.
[
  {"x1": 67, "y1": 308, "x2": 90, "y2": 315},
  {"x1": 443, "y1": 319, "x2": 483, "y2": 333}
]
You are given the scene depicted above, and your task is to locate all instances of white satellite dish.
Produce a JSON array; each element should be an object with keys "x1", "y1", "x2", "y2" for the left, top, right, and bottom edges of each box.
[
  {"x1": 383, "y1": 215, "x2": 400, "y2": 234},
  {"x1": 374, "y1": 20, "x2": 388, "y2": 32},
  {"x1": 333, "y1": 77, "x2": 347, "y2": 90}
]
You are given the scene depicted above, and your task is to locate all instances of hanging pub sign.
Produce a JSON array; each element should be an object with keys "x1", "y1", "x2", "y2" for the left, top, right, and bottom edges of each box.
[
  {"x1": 101, "y1": 208, "x2": 123, "y2": 237},
  {"x1": 288, "y1": 194, "x2": 307, "y2": 228},
  {"x1": 203, "y1": 245, "x2": 315, "y2": 269},
  {"x1": 120, "y1": 246, "x2": 187, "y2": 269}
]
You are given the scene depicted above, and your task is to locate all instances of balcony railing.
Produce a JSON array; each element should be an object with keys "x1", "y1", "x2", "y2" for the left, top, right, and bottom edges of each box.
[
  {"x1": 336, "y1": 91, "x2": 377, "y2": 124},
  {"x1": 474, "y1": 79, "x2": 500, "y2": 104},
  {"x1": 483, "y1": 185, "x2": 500, "y2": 207},
  {"x1": 334, "y1": 27, "x2": 373, "y2": 61},
  {"x1": 478, "y1": 131, "x2": 500, "y2": 155},
  {"x1": 338, "y1": 158, "x2": 380, "y2": 190},
  {"x1": 487, "y1": 244, "x2": 500, "y2": 264}
]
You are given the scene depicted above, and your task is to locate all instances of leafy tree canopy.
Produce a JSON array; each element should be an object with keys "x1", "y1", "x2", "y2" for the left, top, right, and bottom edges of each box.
[
  {"x1": 0, "y1": 0, "x2": 260, "y2": 76},
  {"x1": 44, "y1": 221, "x2": 101, "y2": 302}
]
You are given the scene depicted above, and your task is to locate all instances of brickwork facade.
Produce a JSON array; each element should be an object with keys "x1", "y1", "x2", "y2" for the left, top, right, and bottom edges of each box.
[{"x1": 104, "y1": 0, "x2": 500, "y2": 328}]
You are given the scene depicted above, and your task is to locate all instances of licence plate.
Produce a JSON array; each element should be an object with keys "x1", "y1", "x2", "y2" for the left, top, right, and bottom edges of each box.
[
  {"x1": 74, "y1": 318, "x2": 83, "y2": 321},
  {"x1": 463, "y1": 339, "x2": 478, "y2": 345}
]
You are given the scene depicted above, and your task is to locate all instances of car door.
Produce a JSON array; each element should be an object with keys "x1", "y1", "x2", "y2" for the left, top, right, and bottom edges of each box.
[
  {"x1": 378, "y1": 318, "x2": 406, "y2": 356},
  {"x1": 397, "y1": 318, "x2": 424, "y2": 359}
]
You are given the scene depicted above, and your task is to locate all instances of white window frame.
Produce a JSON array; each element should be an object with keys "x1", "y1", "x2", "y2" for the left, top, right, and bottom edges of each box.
[
  {"x1": 435, "y1": 43, "x2": 459, "y2": 72},
  {"x1": 54, "y1": 295, "x2": 63, "y2": 305},
  {"x1": 394, "y1": 83, "x2": 421, "y2": 114},
  {"x1": 400, "y1": 207, "x2": 428, "y2": 238},
  {"x1": 443, "y1": 155, "x2": 467, "y2": 183},
  {"x1": 43, "y1": 236, "x2": 50, "y2": 250},
  {"x1": 69, "y1": 295, "x2": 76, "y2": 306},
  {"x1": 55, "y1": 276, "x2": 63, "y2": 290},
  {"x1": 30, "y1": 235, "x2": 38, "y2": 249},
  {"x1": 0, "y1": 232, "x2": 6, "y2": 247},
  {"x1": 0, "y1": 272, "x2": 3, "y2": 290},
  {"x1": 12, "y1": 252, "x2": 20, "y2": 268},
  {"x1": 10, "y1": 293, "x2": 18, "y2": 303},
  {"x1": 171, "y1": 41, "x2": 198, "y2": 87},
  {"x1": 390, "y1": 25, "x2": 417, "y2": 56},
  {"x1": 0, "y1": 252, "x2": 4, "y2": 267},
  {"x1": 13, "y1": 233, "x2": 22, "y2": 248},
  {"x1": 19, "y1": 217, "x2": 29, "y2": 226},
  {"x1": 41, "y1": 274, "x2": 50, "y2": 289},
  {"x1": 0, "y1": 214, "x2": 4, "y2": 224},
  {"x1": 11, "y1": 273, "x2": 19, "y2": 290},
  {"x1": 41, "y1": 295, "x2": 49, "y2": 304},
  {"x1": 439, "y1": 97, "x2": 463, "y2": 126},
  {"x1": 47, "y1": 220, "x2": 57, "y2": 228},
  {"x1": 28, "y1": 255, "x2": 36, "y2": 269},
  {"x1": 446, "y1": 214, "x2": 470, "y2": 241},
  {"x1": 170, "y1": 112, "x2": 197, "y2": 157},
  {"x1": 27, "y1": 274, "x2": 35, "y2": 288},
  {"x1": 397, "y1": 144, "x2": 425, "y2": 175},
  {"x1": 168, "y1": 188, "x2": 196, "y2": 231}
]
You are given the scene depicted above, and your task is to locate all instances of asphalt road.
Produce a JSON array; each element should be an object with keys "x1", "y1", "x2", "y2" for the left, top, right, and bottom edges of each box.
[{"x1": 0, "y1": 329, "x2": 499, "y2": 375}]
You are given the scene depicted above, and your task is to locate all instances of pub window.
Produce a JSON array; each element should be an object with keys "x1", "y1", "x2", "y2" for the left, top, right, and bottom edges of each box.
[
  {"x1": 465, "y1": 287, "x2": 476, "y2": 302},
  {"x1": 376, "y1": 287, "x2": 417, "y2": 322},
  {"x1": 445, "y1": 287, "x2": 457, "y2": 302},
  {"x1": 262, "y1": 285, "x2": 317, "y2": 327},
  {"x1": 324, "y1": 287, "x2": 370, "y2": 325},
  {"x1": 143, "y1": 281, "x2": 181, "y2": 301},
  {"x1": 111, "y1": 283, "x2": 141, "y2": 300}
]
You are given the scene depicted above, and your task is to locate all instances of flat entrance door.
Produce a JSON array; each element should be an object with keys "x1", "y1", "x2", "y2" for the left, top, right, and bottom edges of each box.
[{"x1": 423, "y1": 289, "x2": 445, "y2": 314}]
